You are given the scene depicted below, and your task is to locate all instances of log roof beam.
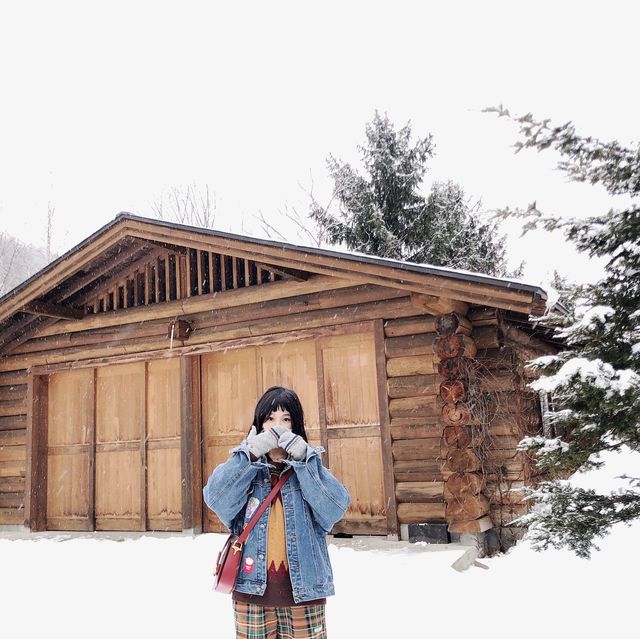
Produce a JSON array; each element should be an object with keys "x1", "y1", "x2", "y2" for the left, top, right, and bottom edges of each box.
[
  {"x1": 21, "y1": 300, "x2": 85, "y2": 321},
  {"x1": 122, "y1": 222, "x2": 538, "y2": 314}
]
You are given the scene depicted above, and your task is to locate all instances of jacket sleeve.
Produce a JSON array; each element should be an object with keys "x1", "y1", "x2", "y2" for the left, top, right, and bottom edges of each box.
[
  {"x1": 286, "y1": 446, "x2": 351, "y2": 533},
  {"x1": 202, "y1": 441, "x2": 264, "y2": 530}
]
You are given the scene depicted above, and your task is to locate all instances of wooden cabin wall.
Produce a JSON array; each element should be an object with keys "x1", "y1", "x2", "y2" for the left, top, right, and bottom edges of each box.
[
  {"x1": 470, "y1": 308, "x2": 549, "y2": 543},
  {"x1": 0, "y1": 369, "x2": 27, "y2": 525},
  {"x1": 0, "y1": 282, "x2": 427, "y2": 531},
  {"x1": 383, "y1": 316, "x2": 447, "y2": 525},
  {"x1": 0, "y1": 282, "x2": 554, "y2": 538}
]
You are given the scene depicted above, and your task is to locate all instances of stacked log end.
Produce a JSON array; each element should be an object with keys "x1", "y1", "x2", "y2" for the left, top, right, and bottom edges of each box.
[
  {"x1": 469, "y1": 307, "x2": 546, "y2": 533},
  {"x1": 434, "y1": 312, "x2": 493, "y2": 534}
]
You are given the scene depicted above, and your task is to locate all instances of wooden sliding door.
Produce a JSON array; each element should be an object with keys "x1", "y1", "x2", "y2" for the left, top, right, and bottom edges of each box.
[
  {"x1": 95, "y1": 363, "x2": 146, "y2": 531},
  {"x1": 45, "y1": 359, "x2": 182, "y2": 532},
  {"x1": 201, "y1": 330, "x2": 388, "y2": 535},
  {"x1": 202, "y1": 348, "x2": 259, "y2": 532},
  {"x1": 319, "y1": 333, "x2": 387, "y2": 534}
]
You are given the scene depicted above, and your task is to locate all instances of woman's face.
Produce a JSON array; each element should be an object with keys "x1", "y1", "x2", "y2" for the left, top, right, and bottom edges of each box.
[{"x1": 262, "y1": 407, "x2": 292, "y2": 432}]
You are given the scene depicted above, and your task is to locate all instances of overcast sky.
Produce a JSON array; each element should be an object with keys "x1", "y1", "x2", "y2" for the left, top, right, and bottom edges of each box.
[{"x1": 1, "y1": 1, "x2": 637, "y2": 291}]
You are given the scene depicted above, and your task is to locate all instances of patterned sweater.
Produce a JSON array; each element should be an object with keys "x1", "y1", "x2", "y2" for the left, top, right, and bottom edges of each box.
[{"x1": 233, "y1": 460, "x2": 326, "y2": 607}]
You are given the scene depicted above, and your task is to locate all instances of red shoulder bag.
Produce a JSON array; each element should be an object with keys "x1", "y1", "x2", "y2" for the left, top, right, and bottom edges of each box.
[{"x1": 213, "y1": 468, "x2": 293, "y2": 594}]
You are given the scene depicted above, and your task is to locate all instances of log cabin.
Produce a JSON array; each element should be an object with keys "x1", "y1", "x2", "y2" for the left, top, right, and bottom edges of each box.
[{"x1": 0, "y1": 213, "x2": 563, "y2": 549}]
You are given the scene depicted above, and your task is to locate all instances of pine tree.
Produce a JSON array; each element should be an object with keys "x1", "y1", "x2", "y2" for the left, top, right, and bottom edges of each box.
[
  {"x1": 310, "y1": 112, "x2": 521, "y2": 277},
  {"x1": 487, "y1": 106, "x2": 640, "y2": 557}
]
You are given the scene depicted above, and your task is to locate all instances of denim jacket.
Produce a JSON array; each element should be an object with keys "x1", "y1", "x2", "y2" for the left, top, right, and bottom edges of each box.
[{"x1": 203, "y1": 438, "x2": 351, "y2": 603}]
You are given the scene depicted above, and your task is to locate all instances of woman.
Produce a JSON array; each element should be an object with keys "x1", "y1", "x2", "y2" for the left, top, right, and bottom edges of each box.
[{"x1": 203, "y1": 386, "x2": 351, "y2": 639}]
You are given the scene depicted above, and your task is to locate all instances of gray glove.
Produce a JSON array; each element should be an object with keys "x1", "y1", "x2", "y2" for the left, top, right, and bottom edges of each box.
[
  {"x1": 246, "y1": 426, "x2": 280, "y2": 458},
  {"x1": 277, "y1": 430, "x2": 308, "y2": 461}
]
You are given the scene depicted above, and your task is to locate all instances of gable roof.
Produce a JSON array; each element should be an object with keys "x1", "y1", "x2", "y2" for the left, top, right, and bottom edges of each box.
[{"x1": 0, "y1": 213, "x2": 554, "y2": 351}]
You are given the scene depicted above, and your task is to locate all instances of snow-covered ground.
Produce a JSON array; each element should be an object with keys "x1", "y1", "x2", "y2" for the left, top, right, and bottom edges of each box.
[{"x1": 2, "y1": 450, "x2": 638, "y2": 638}]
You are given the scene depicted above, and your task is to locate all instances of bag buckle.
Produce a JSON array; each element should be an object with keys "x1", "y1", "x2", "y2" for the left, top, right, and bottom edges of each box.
[{"x1": 231, "y1": 542, "x2": 243, "y2": 554}]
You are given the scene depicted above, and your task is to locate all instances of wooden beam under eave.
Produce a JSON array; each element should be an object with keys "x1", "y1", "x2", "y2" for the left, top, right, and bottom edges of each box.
[
  {"x1": 30, "y1": 274, "x2": 360, "y2": 338},
  {"x1": 253, "y1": 262, "x2": 310, "y2": 282},
  {"x1": 410, "y1": 293, "x2": 469, "y2": 316},
  {"x1": 0, "y1": 315, "x2": 58, "y2": 354},
  {"x1": 0, "y1": 226, "x2": 130, "y2": 324},
  {"x1": 121, "y1": 221, "x2": 537, "y2": 304},
  {"x1": 22, "y1": 300, "x2": 85, "y2": 320},
  {"x1": 121, "y1": 224, "x2": 538, "y2": 313},
  {"x1": 73, "y1": 245, "x2": 170, "y2": 308}
]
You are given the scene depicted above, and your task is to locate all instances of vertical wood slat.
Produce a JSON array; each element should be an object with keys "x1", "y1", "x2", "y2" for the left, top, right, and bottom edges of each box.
[
  {"x1": 193, "y1": 355, "x2": 203, "y2": 533},
  {"x1": 269, "y1": 270, "x2": 275, "y2": 282},
  {"x1": 179, "y1": 254, "x2": 188, "y2": 300},
  {"x1": 208, "y1": 251, "x2": 215, "y2": 294},
  {"x1": 145, "y1": 263, "x2": 150, "y2": 305},
  {"x1": 244, "y1": 259, "x2": 250, "y2": 288},
  {"x1": 186, "y1": 250, "x2": 192, "y2": 298},
  {"x1": 374, "y1": 320, "x2": 399, "y2": 537},
  {"x1": 232, "y1": 257, "x2": 238, "y2": 289},
  {"x1": 88, "y1": 368, "x2": 96, "y2": 530},
  {"x1": 25, "y1": 374, "x2": 48, "y2": 531},
  {"x1": 221, "y1": 255, "x2": 227, "y2": 291},
  {"x1": 175, "y1": 254, "x2": 182, "y2": 300},
  {"x1": 196, "y1": 249, "x2": 203, "y2": 296},
  {"x1": 165, "y1": 257, "x2": 171, "y2": 303},
  {"x1": 155, "y1": 257, "x2": 161, "y2": 303},
  {"x1": 140, "y1": 363, "x2": 147, "y2": 531},
  {"x1": 315, "y1": 342, "x2": 329, "y2": 467},
  {"x1": 180, "y1": 356, "x2": 196, "y2": 530},
  {"x1": 133, "y1": 273, "x2": 139, "y2": 306}
]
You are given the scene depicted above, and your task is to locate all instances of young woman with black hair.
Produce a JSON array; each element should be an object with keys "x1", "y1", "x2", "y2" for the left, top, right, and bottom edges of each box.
[{"x1": 203, "y1": 386, "x2": 351, "y2": 639}]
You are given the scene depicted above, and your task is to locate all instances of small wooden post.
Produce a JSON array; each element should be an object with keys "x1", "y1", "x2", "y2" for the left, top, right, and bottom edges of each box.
[
  {"x1": 196, "y1": 249, "x2": 203, "y2": 296},
  {"x1": 25, "y1": 374, "x2": 49, "y2": 531},
  {"x1": 374, "y1": 319, "x2": 400, "y2": 538},
  {"x1": 181, "y1": 356, "x2": 200, "y2": 530}
]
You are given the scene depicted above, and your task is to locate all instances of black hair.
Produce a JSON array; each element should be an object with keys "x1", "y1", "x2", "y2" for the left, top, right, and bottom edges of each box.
[{"x1": 252, "y1": 386, "x2": 308, "y2": 442}]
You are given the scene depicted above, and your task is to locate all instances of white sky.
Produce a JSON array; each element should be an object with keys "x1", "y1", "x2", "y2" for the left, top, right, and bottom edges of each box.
[{"x1": 1, "y1": 1, "x2": 638, "y2": 289}]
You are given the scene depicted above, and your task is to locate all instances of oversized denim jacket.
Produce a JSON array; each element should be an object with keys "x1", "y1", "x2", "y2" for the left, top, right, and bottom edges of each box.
[{"x1": 203, "y1": 438, "x2": 351, "y2": 603}]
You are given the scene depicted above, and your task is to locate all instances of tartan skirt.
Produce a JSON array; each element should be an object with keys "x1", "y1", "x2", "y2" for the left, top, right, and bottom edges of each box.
[{"x1": 232, "y1": 600, "x2": 327, "y2": 639}]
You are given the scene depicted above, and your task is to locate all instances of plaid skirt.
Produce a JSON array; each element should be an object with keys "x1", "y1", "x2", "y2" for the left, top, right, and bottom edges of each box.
[{"x1": 232, "y1": 600, "x2": 327, "y2": 639}]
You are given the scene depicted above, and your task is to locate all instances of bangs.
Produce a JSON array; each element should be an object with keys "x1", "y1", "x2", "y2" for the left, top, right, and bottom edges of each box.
[{"x1": 252, "y1": 386, "x2": 308, "y2": 441}]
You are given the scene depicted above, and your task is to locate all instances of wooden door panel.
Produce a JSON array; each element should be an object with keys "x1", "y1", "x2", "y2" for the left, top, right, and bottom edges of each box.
[
  {"x1": 321, "y1": 333, "x2": 386, "y2": 533},
  {"x1": 95, "y1": 449, "x2": 142, "y2": 530},
  {"x1": 146, "y1": 359, "x2": 181, "y2": 530},
  {"x1": 258, "y1": 341, "x2": 321, "y2": 445},
  {"x1": 147, "y1": 447, "x2": 181, "y2": 530},
  {"x1": 321, "y1": 334, "x2": 379, "y2": 428},
  {"x1": 202, "y1": 348, "x2": 259, "y2": 532},
  {"x1": 46, "y1": 369, "x2": 94, "y2": 531},
  {"x1": 95, "y1": 363, "x2": 145, "y2": 531}
]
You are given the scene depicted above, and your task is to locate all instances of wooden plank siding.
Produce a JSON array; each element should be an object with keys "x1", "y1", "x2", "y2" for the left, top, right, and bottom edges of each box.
[
  {"x1": 0, "y1": 369, "x2": 29, "y2": 525},
  {"x1": 382, "y1": 317, "x2": 448, "y2": 525},
  {"x1": 0, "y1": 244, "x2": 550, "y2": 537}
]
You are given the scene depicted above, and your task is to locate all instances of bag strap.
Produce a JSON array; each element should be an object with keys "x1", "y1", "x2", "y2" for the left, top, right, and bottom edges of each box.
[{"x1": 236, "y1": 468, "x2": 293, "y2": 546}]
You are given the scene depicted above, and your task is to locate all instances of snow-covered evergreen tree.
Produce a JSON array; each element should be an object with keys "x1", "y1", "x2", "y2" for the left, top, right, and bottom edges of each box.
[
  {"x1": 488, "y1": 106, "x2": 640, "y2": 557},
  {"x1": 310, "y1": 112, "x2": 521, "y2": 277}
]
